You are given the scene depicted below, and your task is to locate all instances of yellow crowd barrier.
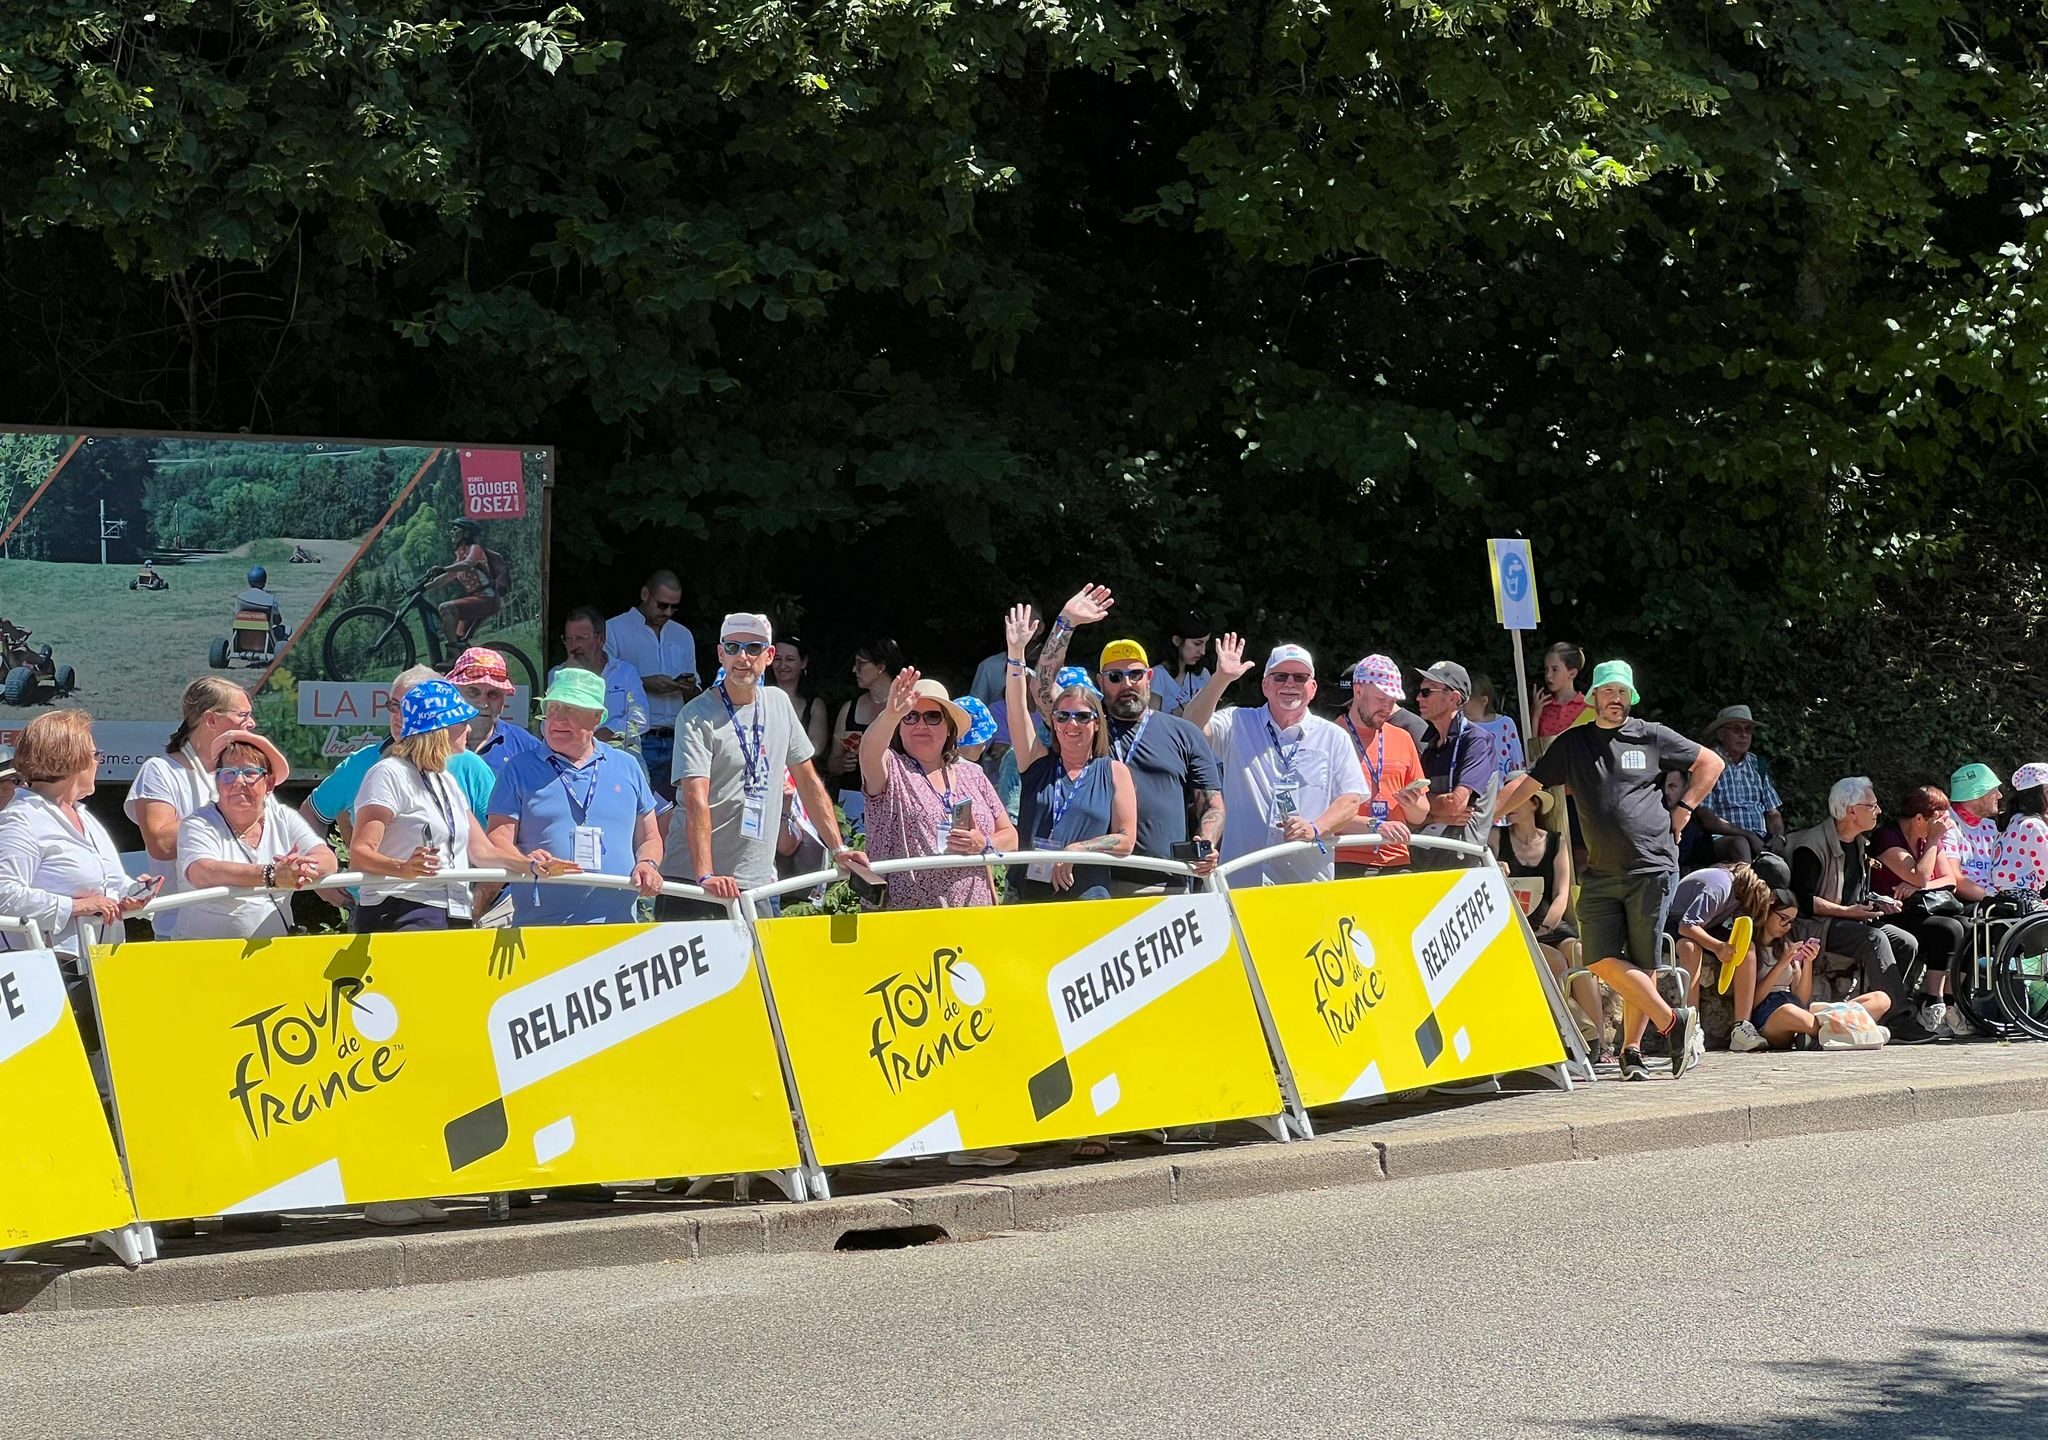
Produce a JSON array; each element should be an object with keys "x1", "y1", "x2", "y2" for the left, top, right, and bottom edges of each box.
[
  {"x1": 0, "y1": 945, "x2": 135, "y2": 1250},
  {"x1": 2, "y1": 847, "x2": 1581, "y2": 1252}
]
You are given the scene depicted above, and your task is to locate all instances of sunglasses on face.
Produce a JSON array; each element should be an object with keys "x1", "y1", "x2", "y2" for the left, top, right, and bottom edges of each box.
[
  {"x1": 650, "y1": 599, "x2": 678, "y2": 612},
  {"x1": 1415, "y1": 684, "x2": 1451, "y2": 699},
  {"x1": 902, "y1": 710, "x2": 948, "y2": 728},
  {"x1": 1053, "y1": 710, "x2": 1100, "y2": 725},
  {"x1": 1101, "y1": 668, "x2": 1148, "y2": 684},
  {"x1": 217, "y1": 766, "x2": 270, "y2": 786},
  {"x1": 720, "y1": 640, "x2": 769, "y2": 657},
  {"x1": 1268, "y1": 672, "x2": 1312, "y2": 687}
]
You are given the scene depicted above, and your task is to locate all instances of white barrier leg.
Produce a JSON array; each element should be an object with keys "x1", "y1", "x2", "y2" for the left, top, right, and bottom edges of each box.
[
  {"x1": 75, "y1": 922, "x2": 160, "y2": 1266},
  {"x1": 736, "y1": 893, "x2": 831, "y2": 1201},
  {"x1": 1207, "y1": 871, "x2": 1311, "y2": 1141}
]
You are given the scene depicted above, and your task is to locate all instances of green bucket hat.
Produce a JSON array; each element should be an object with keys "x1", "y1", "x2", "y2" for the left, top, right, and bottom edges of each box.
[
  {"x1": 1950, "y1": 762, "x2": 2001, "y2": 804},
  {"x1": 543, "y1": 667, "x2": 608, "y2": 725},
  {"x1": 1587, "y1": 659, "x2": 1640, "y2": 705}
]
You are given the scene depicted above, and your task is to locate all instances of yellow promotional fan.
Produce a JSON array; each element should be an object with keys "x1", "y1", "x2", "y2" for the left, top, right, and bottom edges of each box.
[{"x1": 1717, "y1": 914, "x2": 1755, "y2": 994}]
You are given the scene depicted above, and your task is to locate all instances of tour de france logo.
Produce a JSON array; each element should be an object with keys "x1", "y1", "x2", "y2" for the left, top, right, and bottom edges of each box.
[
  {"x1": 226, "y1": 974, "x2": 405, "y2": 1140},
  {"x1": 1309, "y1": 916, "x2": 1387, "y2": 1045},
  {"x1": 865, "y1": 946, "x2": 993, "y2": 1093}
]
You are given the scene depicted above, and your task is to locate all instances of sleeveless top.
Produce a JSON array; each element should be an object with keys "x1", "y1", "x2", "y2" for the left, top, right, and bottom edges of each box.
[
  {"x1": 1503, "y1": 827, "x2": 1560, "y2": 912},
  {"x1": 1016, "y1": 754, "x2": 1117, "y2": 896}
]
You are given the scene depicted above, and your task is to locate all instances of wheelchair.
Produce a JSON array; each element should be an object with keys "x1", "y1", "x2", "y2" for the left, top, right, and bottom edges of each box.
[{"x1": 1953, "y1": 904, "x2": 2048, "y2": 1041}]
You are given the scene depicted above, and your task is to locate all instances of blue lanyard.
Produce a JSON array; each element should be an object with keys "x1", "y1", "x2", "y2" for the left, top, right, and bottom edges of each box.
[
  {"x1": 1431, "y1": 718, "x2": 1466, "y2": 788},
  {"x1": 549, "y1": 752, "x2": 601, "y2": 825},
  {"x1": 1112, "y1": 711, "x2": 1152, "y2": 765},
  {"x1": 1266, "y1": 718, "x2": 1304, "y2": 778},
  {"x1": 1045, "y1": 764, "x2": 1085, "y2": 835},
  {"x1": 718, "y1": 685, "x2": 767, "y2": 795},
  {"x1": 1342, "y1": 714, "x2": 1384, "y2": 792}
]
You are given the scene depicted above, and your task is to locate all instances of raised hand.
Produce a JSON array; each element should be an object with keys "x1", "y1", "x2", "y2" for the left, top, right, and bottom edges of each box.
[
  {"x1": 1215, "y1": 632, "x2": 1253, "y2": 681},
  {"x1": 1004, "y1": 605, "x2": 1037, "y2": 658},
  {"x1": 1060, "y1": 584, "x2": 1114, "y2": 628},
  {"x1": 885, "y1": 665, "x2": 923, "y2": 719}
]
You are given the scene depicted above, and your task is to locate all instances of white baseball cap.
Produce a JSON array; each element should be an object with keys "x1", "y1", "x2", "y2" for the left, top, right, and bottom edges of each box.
[
  {"x1": 1265, "y1": 644, "x2": 1314, "y2": 674},
  {"x1": 720, "y1": 612, "x2": 773, "y2": 642}
]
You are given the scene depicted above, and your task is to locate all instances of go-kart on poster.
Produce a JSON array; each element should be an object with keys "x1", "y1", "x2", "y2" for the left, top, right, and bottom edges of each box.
[{"x1": 0, "y1": 426, "x2": 550, "y2": 779}]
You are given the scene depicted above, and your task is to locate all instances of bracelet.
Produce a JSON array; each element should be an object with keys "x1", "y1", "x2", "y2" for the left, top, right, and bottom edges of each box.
[
  {"x1": 1006, "y1": 658, "x2": 1027, "y2": 671},
  {"x1": 1674, "y1": 800, "x2": 1695, "y2": 813},
  {"x1": 1052, "y1": 617, "x2": 1072, "y2": 634},
  {"x1": 263, "y1": 861, "x2": 276, "y2": 888}
]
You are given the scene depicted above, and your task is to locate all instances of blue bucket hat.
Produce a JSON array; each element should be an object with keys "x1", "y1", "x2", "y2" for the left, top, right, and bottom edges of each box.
[
  {"x1": 400, "y1": 679, "x2": 479, "y2": 738},
  {"x1": 955, "y1": 695, "x2": 999, "y2": 748},
  {"x1": 1054, "y1": 665, "x2": 1101, "y2": 697}
]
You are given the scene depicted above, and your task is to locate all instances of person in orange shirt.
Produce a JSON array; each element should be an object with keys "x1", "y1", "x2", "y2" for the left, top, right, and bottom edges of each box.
[{"x1": 1335, "y1": 654, "x2": 1431, "y2": 875}]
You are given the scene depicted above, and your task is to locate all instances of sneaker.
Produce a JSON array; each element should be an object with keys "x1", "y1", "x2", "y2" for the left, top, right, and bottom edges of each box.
[
  {"x1": 1947, "y1": 1003, "x2": 1978, "y2": 1038},
  {"x1": 1620, "y1": 1049, "x2": 1652, "y2": 1082},
  {"x1": 1728, "y1": 1020, "x2": 1768, "y2": 1054},
  {"x1": 1917, "y1": 1000, "x2": 1950, "y2": 1037},
  {"x1": 1639, "y1": 1027, "x2": 1670, "y2": 1058},
  {"x1": 364, "y1": 1201, "x2": 427, "y2": 1227},
  {"x1": 1669, "y1": 1006, "x2": 1704, "y2": 1078},
  {"x1": 945, "y1": 1147, "x2": 1021, "y2": 1168}
]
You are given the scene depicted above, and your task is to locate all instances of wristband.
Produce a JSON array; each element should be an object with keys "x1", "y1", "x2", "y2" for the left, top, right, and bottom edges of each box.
[
  {"x1": 263, "y1": 861, "x2": 276, "y2": 888},
  {"x1": 1052, "y1": 617, "x2": 1072, "y2": 634},
  {"x1": 696, "y1": 874, "x2": 716, "y2": 886},
  {"x1": 1006, "y1": 658, "x2": 1027, "y2": 671},
  {"x1": 1673, "y1": 799, "x2": 1694, "y2": 813}
]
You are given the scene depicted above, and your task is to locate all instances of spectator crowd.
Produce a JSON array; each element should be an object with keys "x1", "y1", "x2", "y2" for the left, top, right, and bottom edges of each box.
[{"x1": 5, "y1": 570, "x2": 2045, "y2": 1150}]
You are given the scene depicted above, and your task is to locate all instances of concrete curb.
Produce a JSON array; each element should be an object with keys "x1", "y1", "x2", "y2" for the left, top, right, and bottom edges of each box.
[{"x1": 8, "y1": 1068, "x2": 2047, "y2": 1315}]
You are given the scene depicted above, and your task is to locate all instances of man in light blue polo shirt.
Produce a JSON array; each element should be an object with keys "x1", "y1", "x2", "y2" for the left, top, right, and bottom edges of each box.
[{"x1": 486, "y1": 668, "x2": 663, "y2": 926}]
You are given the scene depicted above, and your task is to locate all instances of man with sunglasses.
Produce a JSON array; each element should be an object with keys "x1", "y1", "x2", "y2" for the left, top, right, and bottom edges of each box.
[
  {"x1": 661, "y1": 613, "x2": 870, "y2": 913},
  {"x1": 1093, "y1": 638, "x2": 1224, "y2": 889},
  {"x1": 1204, "y1": 643, "x2": 1366, "y2": 887},
  {"x1": 606, "y1": 570, "x2": 702, "y2": 802},
  {"x1": 1411, "y1": 660, "x2": 1500, "y2": 868}
]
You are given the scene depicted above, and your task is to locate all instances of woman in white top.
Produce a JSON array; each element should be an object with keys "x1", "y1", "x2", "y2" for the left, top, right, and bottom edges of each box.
[
  {"x1": 350, "y1": 680, "x2": 573, "y2": 932},
  {"x1": 125, "y1": 677, "x2": 256, "y2": 940},
  {"x1": 0, "y1": 710, "x2": 157, "y2": 963},
  {"x1": 175, "y1": 731, "x2": 337, "y2": 941}
]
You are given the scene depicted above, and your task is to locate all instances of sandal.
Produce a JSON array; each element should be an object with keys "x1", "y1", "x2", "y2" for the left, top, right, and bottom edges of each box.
[{"x1": 1071, "y1": 1138, "x2": 1112, "y2": 1159}]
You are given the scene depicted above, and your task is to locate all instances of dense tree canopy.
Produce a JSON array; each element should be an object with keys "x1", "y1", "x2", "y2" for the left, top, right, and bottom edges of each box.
[{"x1": 6, "y1": 1, "x2": 2048, "y2": 805}]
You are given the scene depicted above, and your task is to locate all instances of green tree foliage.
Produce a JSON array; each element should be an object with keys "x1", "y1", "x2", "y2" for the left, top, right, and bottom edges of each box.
[{"x1": 6, "y1": 2, "x2": 2048, "y2": 808}]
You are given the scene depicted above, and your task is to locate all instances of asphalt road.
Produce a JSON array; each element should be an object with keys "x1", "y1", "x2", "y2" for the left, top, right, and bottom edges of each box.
[{"x1": 4, "y1": 1113, "x2": 2043, "y2": 1439}]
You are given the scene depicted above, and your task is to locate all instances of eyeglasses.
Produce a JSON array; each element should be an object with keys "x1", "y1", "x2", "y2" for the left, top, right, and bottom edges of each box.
[
  {"x1": 720, "y1": 640, "x2": 769, "y2": 657},
  {"x1": 1268, "y1": 672, "x2": 1312, "y2": 687},
  {"x1": 1101, "y1": 668, "x2": 1148, "y2": 684},
  {"x1": 1053, "y1": 710, "x2": 1100, "y2": 725},
  {"x1": 217, "y1": 766, "x2": 270, "y2": 786},
  {"x1": 215, "y1": 709, "x2": 257, "y2": 727},
  {"x1": 902, "y1": 710, "x2": 948, "y2": 728},
  {"x1": 649, "y1": 599, "x2": 678, "y2": 612}
]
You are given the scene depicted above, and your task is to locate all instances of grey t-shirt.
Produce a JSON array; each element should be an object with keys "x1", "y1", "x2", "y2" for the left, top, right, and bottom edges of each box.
[{"x1": 665, "y1": 683, "x2": 815, "y2": 886}]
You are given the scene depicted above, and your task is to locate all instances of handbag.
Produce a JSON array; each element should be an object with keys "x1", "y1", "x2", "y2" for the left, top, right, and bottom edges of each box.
[{"x1": 1902, "y1": 887, "x2": 1965, "y2": 920}]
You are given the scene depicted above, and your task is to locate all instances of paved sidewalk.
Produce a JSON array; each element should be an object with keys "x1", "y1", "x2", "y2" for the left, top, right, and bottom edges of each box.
[{"x1": 7, "y1": 1039, "x2": 2047, "y2": 1315}]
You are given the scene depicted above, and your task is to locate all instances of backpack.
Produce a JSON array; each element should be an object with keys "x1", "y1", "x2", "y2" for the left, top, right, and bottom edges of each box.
[{"x1": 482, "y1": 546, "x2": 513, "y2": 599}]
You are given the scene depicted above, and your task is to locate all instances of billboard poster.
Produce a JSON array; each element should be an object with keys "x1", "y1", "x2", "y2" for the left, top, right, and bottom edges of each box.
[{"x1": 0, "y1": 427, "x2": 550, "y2": 779}]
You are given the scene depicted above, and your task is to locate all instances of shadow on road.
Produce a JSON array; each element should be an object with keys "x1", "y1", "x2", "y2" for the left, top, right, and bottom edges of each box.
[{"x1": 1578, "y1": 1329, "x2": 2048, "y2": 1439}]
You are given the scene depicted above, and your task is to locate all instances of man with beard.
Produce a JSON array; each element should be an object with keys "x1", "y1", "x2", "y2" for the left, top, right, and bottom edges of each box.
[
  {"x1": 1334, "y1": 654, "x2": 1431, "y2": 876},
  {"x1": 1095, "y1": 637, "x2": 1224, "y2": 891}
]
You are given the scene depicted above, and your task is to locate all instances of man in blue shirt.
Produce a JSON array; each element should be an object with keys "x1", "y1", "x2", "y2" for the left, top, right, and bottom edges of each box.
[
  {"x1": 1412, "y1": 659, "x2": 1499, "y2": 867},
  {"x1": 487, "y1": 668, "x2": 663, "y2": 926},
  {"x1": 449, "y1": 645, "x2": 543, "y2": 779}
]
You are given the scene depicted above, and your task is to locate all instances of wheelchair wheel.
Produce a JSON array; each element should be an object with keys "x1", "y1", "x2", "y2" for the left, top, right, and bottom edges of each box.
[
  {"x1": 1988, "y1": 915, "x2": 2048, "y2": 1041},
  {"x1": 1951, "y1": 931, "x2": 2021, "y2": 1039}
]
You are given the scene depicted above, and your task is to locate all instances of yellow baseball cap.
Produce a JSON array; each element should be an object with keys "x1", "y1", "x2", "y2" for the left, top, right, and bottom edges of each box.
[{"x1": 1099, "y1": 639, "x2": 1149, "y2": 669}]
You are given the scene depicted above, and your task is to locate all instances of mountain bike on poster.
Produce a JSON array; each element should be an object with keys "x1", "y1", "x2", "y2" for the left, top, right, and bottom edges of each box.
[{"x1": 319, "y1": 572, "x2": 540, "y2": 693}]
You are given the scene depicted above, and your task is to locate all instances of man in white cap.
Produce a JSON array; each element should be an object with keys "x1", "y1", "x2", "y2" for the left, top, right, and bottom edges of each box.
[
  {"x1": 1195, "y1": 638, "x2": 1365, "y2": 886},
  {"x1": 1334, "y1": 655, "x2": 1429, "y2": 875},
  {"x1": 662, "y1": 613, "x2": 870, "y2": 913},
  {"x1": 1699, "y1": 704, "x2": 1785, "y2": 861}
]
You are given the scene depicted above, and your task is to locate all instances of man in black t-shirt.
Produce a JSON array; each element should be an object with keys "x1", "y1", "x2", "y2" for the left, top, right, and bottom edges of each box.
[{"x1": 1497, "y1": 660, "x2": 1725, "y2": 1082}]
